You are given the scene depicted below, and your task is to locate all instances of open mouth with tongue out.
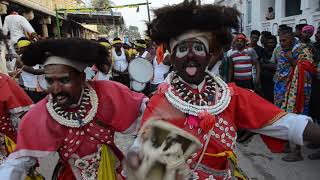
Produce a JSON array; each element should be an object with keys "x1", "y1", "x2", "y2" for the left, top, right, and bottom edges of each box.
[{"x1": 184, "y1": 62, "x2": 200, "y2": 77}]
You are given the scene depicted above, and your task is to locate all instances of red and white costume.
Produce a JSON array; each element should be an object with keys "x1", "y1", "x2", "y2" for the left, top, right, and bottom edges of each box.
[
  {"x1": 0, "y1": 80, "x2": 146, "y2": 180},
  {"x1": 139, "y1": 71, "x2": 310, "y2": 180},
  {"x1": 0, "y1": 73, "x2": 32, "y2": 163}
]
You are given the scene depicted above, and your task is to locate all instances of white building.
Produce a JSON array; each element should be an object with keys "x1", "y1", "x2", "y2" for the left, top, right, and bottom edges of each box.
[{"x1": 216, "y1": 0, "x2": 320, "y2": 38}]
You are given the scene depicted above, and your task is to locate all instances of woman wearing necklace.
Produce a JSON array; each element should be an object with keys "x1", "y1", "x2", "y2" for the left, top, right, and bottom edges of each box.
[
  {"x1": 127, "y1": 1, "x2": 320, "y2": 180},
  {"x1": 0, "y1": 38, "x2": 147, "y2": 180}
]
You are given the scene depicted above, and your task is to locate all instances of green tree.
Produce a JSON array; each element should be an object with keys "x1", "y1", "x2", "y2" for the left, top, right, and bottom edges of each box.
[{"x1": 91, "y1": 0, "x2": 113, "y2": 9}]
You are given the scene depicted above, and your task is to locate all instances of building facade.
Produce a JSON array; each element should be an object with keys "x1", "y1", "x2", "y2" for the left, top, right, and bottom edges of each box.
[{"x1": 216, "y1": 0, "x2": 320, "y2": 39}]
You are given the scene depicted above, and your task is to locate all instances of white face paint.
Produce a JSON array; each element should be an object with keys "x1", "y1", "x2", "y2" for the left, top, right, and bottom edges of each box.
[{"x1": 175, "y1": 40, "x2": 207, "y2": 58}]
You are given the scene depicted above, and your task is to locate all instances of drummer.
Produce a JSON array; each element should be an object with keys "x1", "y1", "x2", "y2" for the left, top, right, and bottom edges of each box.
[
  {"x1": 135, "y1": 39, "x2": 152, "y2": 62},
  {"x1": 111, "y1": 37, "x2": 130, "y2": 87},
  {"x1": 134, "y1": 39, "x2": 153, "y2": 95}
]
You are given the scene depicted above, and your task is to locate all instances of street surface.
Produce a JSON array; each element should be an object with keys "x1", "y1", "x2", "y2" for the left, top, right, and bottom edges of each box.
[{"x1": 38, "y1": 135, "x2": 320, "y2": 179}]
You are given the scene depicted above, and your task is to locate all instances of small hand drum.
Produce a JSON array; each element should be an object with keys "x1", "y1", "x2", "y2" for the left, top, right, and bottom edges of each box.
[
  {"x1": 130, "y1": 80, "x2": 146, "y2": 92},
  {"x1": 128, "y1": 58, "x2": 154, "y2": 83},
  {"x1": 127, "y1": 120, "x2": 202, "y2": 180}
]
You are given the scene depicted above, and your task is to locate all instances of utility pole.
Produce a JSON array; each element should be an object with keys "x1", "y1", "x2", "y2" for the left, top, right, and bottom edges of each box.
[{"x1": 146, "y1": 0, "x2": 151, "y2": 22}]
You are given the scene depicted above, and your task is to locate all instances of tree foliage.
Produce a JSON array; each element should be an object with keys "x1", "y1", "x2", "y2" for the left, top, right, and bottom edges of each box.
[{"x1": 91, "y1": 0, "x2": 113, "y2": 9}]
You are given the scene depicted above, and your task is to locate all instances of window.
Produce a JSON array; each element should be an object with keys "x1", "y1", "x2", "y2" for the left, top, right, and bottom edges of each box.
[
  {"x1": 285, "y1": 0, "x2": 302, "y2": 17},
  {"x1": 247, "y1": 0, "x2": 252, "y2": 24}
]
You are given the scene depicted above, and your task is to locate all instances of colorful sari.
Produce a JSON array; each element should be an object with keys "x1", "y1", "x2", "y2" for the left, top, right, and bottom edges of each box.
[{"x1": 274, "y1": 43, "x2": 316, "y2": 115}]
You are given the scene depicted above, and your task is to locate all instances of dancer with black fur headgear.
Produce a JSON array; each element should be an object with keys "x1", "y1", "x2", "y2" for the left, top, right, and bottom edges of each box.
[
  {"x1": 0, "y1": 38, "x2": 148, "y2": 180},
  {"x1": 126, "y1": 1, "x2": 320, "y2": 180}
]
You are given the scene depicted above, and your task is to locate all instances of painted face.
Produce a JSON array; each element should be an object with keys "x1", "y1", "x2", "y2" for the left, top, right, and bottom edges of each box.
[
  {"x1": 44, "y1": 64, "x2": 85, "y2": 109},
  {"x1": 172, "y1": 38, "x2": 210, "y2": 85}
]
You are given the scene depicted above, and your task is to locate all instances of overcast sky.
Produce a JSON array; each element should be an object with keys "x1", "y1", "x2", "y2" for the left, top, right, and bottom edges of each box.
[{"x1": 114, "y1": 0, "x2": 216, "y2": 36}]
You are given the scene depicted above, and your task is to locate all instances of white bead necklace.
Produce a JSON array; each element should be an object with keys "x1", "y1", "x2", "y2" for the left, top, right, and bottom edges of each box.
[
  {"x1": 47, "y1": 84, "x2": 99, "y2": 128},
  {"x1": 165, "y1": 70, "x2": 231, "y2": 116}
]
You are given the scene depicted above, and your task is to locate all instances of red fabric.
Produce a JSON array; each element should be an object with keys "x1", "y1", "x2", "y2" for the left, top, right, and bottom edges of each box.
[
  {"x1": 13, "y1": 80, "x2": 145, "y2": 159},
  {"x1": 156, "y1": 44, "x2": 164, "y2": 64},
  {"x1": 0, "y1": 73, "x2": 32, "y2": 141},
  {"x1": 57, "y1": 164, "x2": 75, "y2": 180},
  {"x1": 261, "y1": 135, "x2": 286, "y2": 153},
  {"x1": 290, "y1": 61, "x2": 317, "y2": 113},
  {"x1": 141, "y1": 82, "x2": 287, "y2": 173}
]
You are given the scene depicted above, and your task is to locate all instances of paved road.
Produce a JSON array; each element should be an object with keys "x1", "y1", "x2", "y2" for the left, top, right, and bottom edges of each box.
[{"x1": 38, "y1": 135, "x2": 320, "y2": 179}]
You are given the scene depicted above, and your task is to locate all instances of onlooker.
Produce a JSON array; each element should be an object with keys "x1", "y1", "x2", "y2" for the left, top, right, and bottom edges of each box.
[
  {"x1": 228, "y1": 33, "x2": 260, "y2": 90},
  {"x1": 308, "y1": 28, "x2": 320, "y2": 160},
  {"x1": 260, "y1": 35, "x2": 277, "y2": 103},
  {"x1": 266, "y1": 7, "x2": 275, "y2": 20},
  {"x1": 2, "y1": 6, "x2": 37, "y2": 50},
  {"x1": 294, "y1": 23, "x2": 307, "y2": 41},
  {"x1": 260, "y1": 31, "x2": 272, "y2": 47},
  {"x1": 250, "y1": 30, "x2": 264, "y2": 60},
  {"x1": 301, "y1": 25, "x2": 315, "y2": 46},
  {"x1": 274, "y1": 26, "x2": 316, "y2": 162}
]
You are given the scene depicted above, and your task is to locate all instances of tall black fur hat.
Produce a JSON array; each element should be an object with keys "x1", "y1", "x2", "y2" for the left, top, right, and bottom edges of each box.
[
  {"x1": 21, "y1": 38, "x2": 109, "y2": 69},
  {"x1": 148, "y1": 0, "x2": 240, "y2": 52}
]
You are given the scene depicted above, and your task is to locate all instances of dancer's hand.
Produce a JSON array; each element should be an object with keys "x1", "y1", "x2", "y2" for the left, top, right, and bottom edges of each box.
[{"x1": 126, "y1": 150, "x2": 143, "y2": 170}]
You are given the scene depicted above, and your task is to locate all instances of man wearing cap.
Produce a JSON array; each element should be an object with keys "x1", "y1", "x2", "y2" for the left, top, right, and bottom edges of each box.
[
  {"x1": 0, "y1": 38, "x2": 147, "y2": 180},
  {"x1": 227, "y1": 33, "x2": 261, "y2": 90},
  {"x1": 111, "y1": 37, "x2": 130, "y2": 87},
  {"x1": 2, "y1": 6, "x2": 37, "y2": 50},
  {"x1": 15, "y1": 37, "x2": 47, "y2": 103},
  {"x1": 126, "y1": 1, "x2": 320, "y2": 179},
  {"x1": 301, "y1": 25, "x2": 315, "y2": 47},
  {"x1": 135, "y1": 39, "x2": 152, "y2": 62}
]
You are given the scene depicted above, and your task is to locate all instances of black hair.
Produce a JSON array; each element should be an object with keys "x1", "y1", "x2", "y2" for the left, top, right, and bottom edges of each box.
[
  {"x1": 17, "y1": 37, "x2": 30, "y2": 42},
  {"x1": 98, "y1": 38, "x2": 110, "y2": 43},
  {"x1": 279, "y1": 26, "x2": 293, "y2": 36},
  {"x1": 251, "y1": 30, "x2": 261, "y2": 37},
  {"x1": 295, "y1": 24, "x2": 308, "y2": 31},
  {"x1": 113, "y1": 37, "x2": 121, "y2": 42},
  {"x1": 267, "y1": 35, "x2": 277, "y2": 42},
  {"x1": 21, "y1": 38, "x2": 109, "y2": 67},
  {"x1": 147, "y1": 0, "x2": 240, "y2": 51}
]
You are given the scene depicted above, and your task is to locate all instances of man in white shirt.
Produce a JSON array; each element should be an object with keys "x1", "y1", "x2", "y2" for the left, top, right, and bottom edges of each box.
[
  {"x1": 16, "y1": 38, "x2": 46, "y2": 103},
  {"x1": 2, "y1": 6, "x2": 37, "y2": 49}
]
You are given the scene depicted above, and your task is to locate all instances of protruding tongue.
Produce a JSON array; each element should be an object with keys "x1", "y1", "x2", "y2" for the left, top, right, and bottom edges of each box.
[{"x1": 186, "y1": 67, "x2": 197, "y2": 76}]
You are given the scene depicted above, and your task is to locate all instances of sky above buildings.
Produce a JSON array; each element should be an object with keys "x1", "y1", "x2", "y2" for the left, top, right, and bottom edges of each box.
[{"x1": 114, "y1": 0, "x2": 216, "y2": 36}]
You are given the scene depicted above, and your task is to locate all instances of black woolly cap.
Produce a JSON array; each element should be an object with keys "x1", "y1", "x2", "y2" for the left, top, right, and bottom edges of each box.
[
  {"x1": 21, "y1": 38, "x2": 108, "y2": 67},
  {"x1": 147, "y1": 0, "x2": 240, "y2": 50}
]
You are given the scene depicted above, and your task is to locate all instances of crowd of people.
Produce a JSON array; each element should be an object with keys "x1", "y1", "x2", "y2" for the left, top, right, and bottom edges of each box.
[{"x1": 0, "y1": 0, "x2": 320, "y2": 180}]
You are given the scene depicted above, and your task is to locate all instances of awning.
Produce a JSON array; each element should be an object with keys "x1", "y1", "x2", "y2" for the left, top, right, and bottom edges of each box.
[
  {"x1": 63, "y1": 11, "x2": 124, "y2": 26},
  {"x1": 10, "y1": 0, "x2": 62, "y2": 18}
]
